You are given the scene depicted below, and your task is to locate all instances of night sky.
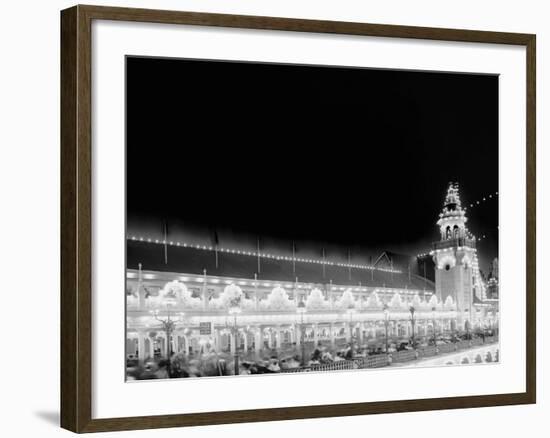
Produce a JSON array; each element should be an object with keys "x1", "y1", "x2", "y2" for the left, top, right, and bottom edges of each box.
[{"x1": 126, "y1": 56, "x2": 498, "y2": 272}]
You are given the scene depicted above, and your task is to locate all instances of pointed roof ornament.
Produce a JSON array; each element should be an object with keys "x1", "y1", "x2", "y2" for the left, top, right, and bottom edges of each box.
[
  {"x1": 437, "y1": 181, "x2": 468, "y2": 227},
  {"x1": 443, "y1": 181, "x2": 462, "y2": 210}
]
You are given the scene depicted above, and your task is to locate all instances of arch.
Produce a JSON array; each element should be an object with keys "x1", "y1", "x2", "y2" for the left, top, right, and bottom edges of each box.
[
  {"x1": 453, "y1": 225, "x2": 460, "y2": 239},
  {"x1": 176, "y1": 334, "x2": 189, "y2": 354},
  {"x1": 446, "y1": 226, "x2": 452, "y2": 239}
]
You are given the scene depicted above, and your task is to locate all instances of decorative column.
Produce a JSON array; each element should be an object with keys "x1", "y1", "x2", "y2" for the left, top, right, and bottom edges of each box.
[
  {"x1": 295, "y1": 324, "x2": 301, "y2": 347},
  {"x1": 357, "y1": 323, "x2": 364, "y2": 344},
  {"x1": 138, "y1": 330, "x2": 146, "y2": 361},
  {"x1": 264, "y1": 329, "x2": 270, "y2": 349},
  {"x1": 254, "y1": 328, "x2": 262, "y2": 354},
  {"x1": 148, "y1": 334, "x2": 155, "y2": 358},
  {"x1": 213, "y1": 329, "x2": 219, "y2": 351},
  {"x1": 329, "y1": 323, "x2": 335, "y2": 348},
  {"x1": 312, "y1": 324, "x2": 318, "y2": 347}
]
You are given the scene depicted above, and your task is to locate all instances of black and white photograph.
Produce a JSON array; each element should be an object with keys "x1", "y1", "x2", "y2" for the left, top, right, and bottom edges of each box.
[
  {"x1": 1, "y1": 0, "x2": 543, "y2": 435},
  {"x1": 125, "y1": 56, "x2": 500, "y2": 381}
]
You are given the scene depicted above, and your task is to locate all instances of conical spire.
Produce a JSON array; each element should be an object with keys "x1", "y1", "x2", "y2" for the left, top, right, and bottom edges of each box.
[
  {"x1": 443, "y1": 182, "x2": 462, "y2": 211},
  {"x1": 437, "y1": 182, "x2": 469, "y2": 241}
]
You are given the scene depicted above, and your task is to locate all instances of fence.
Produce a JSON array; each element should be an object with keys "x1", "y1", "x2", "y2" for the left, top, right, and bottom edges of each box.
[
  {"x1": 391, "y1": 350, "x2": 417, "y2": 363},
  {"x1": 437, "y1": 343, "x2": 456, "y2": 354},
  {"x1": 471, "y1": 337, "x2": 484, "y2": 347},
  {"x1": 418, "y1": 346, "x2": 438, "y2": 357},
  {"x1": 354, "y1": 354, "x2": 389, "y2": 368},
  {"x1": 281, "y1": 360, "x2": 358, "y2": 373},
  {"x1": 280, "y1": 337, "x2": 498, "y2": 373}
]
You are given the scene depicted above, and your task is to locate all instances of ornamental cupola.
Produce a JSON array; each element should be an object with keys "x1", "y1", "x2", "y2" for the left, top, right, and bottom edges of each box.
[{"x1": 437, "y1": 182, "x2": 471, "y2": 241}]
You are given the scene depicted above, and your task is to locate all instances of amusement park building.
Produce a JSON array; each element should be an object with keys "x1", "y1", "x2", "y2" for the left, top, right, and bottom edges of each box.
[{"x1": 125, "y1": 183, "x2": 499, "y2": 360}]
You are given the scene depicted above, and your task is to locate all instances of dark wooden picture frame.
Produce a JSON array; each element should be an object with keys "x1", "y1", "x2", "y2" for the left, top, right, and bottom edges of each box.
[{"x1": 61, "y1": 4, "x2": 536, "y2": 433}]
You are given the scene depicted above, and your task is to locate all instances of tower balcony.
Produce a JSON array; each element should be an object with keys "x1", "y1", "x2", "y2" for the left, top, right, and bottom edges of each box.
[{"x1": 432, "y1": 237, "x2": 476, "y2": 251}]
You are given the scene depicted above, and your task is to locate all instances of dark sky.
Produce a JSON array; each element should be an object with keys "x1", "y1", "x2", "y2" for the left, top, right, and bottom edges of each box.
[{"x1": 126, "y1": 56, "x2": 498, "y2": 271}]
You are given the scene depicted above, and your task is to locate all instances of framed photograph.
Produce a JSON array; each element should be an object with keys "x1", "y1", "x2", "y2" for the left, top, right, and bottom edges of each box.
[{"x1": 60, "y1": 5, "x2": 536, "y2": 433}]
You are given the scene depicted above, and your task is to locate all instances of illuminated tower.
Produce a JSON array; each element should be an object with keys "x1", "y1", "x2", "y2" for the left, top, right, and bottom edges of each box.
[{"x1": 431, "y1": 182, "x2": 478, "y2": 329}]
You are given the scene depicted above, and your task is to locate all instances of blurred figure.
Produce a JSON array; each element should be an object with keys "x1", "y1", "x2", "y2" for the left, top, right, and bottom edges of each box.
[
  {"x1": 267, "y1": 357, "x2": 280, "y2": 372},
  {"x1": 133, "y1": 360, "x2": 159, "y2": 379},
  {"x1": 170, "y1": 353, "x2": 190, "y2": 378},
  {"x1": 154, "y1": 360, "x2": 169, "y2": 379},
  {"x1": 321, "y1": 351, "x2": 334, "y2": 363},
  {"x1": 240, "y1": 362, "x2": 252, "y2": 375},
  {"x1": 334, "y1": 352, "x2": 345, "y2": 362}
]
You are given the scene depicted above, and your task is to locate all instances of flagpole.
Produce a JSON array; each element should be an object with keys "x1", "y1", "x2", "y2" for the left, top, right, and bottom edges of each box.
[
  {"x1": 254, "y1": 273, "x2": 259, "y2": 310},
  {"x1": 202, "y1": 268, "x2": 207, "y2": 310},
  {"x1": 329, "y1": 279, "x2": 333, "y2": 309},
  {"x1": 370, "y1": 255, "x2": 374, "y2": 282},
  {"x1": 163, "y1": 220, "x2": 168, "y2": 265},
  {"x1": 257, "y1": 237, "x2": 261, "y2": 274},
  {"x1": 292, "y1": 241, "x2": 296, "y2": 276}
]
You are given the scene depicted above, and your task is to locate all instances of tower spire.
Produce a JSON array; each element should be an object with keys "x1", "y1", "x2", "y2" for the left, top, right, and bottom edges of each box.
[
  {"x1": 437, "y1": 181, "x2": 468, "y2": 241},
  {"x1": 443, "y1": 181, "x2": 462, "y2": 211}
]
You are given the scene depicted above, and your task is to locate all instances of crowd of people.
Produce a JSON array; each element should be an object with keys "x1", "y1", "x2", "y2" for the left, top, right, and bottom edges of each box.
[
  {"x1": 127, "y1": 343, "x2": 363, "y2": 380},
  {"x1": 126, "y1": 329, "x2": 497, "y2": 380}
]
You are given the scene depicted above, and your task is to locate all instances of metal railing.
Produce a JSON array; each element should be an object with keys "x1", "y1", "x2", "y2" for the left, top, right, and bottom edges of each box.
[
  {"x1": 417, "y1": 346, "x2": 438, "y2": 357},
  {"x1": 391, "y1": 350, "x2": 417, "y2": 363},
  {"x1": 432, "y1": 238, "x2": 476, "y2": 251},
  {"x1": 279, "y1": 336, "x2": 499, "y2": 373},
  {"x1": 281, "y1": 360, "x2": 358, "y2": 373},
  {"x1": 437, "y1": 343, "x2": 456, "y2": 354},
  {"x1": 354, "y1": 354, "x2": 390, "y2": 368}
]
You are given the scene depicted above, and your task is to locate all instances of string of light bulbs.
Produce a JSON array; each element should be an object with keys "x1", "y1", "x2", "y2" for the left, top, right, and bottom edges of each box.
[
  {"x1": 127, "y1": 235, "x2": 403, "y2": 274},
  {"x1": 465, "y1": 191, "x2": 498, "y2": 209}
]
